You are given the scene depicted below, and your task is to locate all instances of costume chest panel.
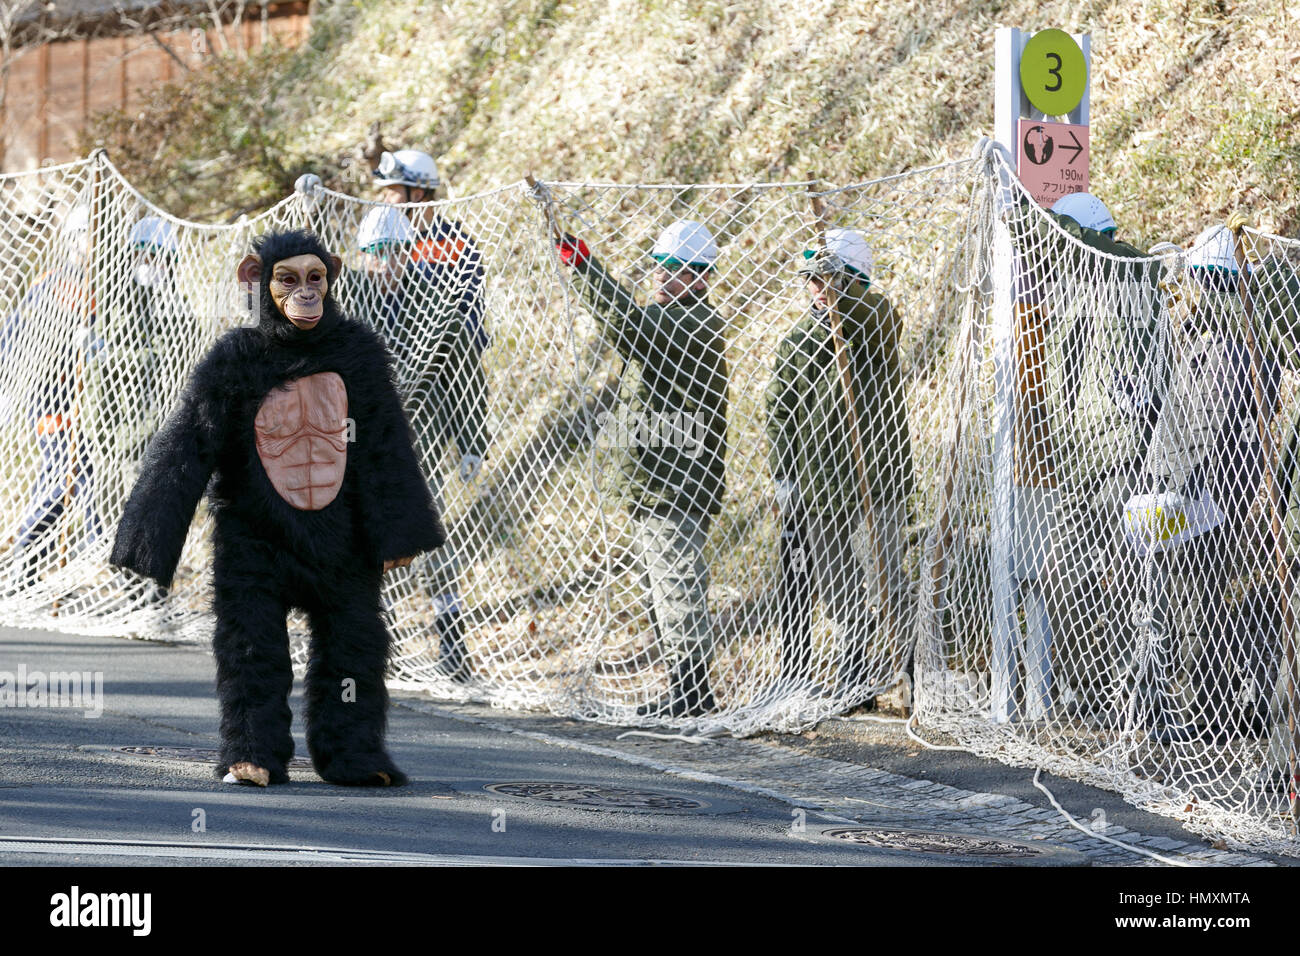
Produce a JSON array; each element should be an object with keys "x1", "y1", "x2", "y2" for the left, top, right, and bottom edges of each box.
[{"x1": 254, "y1": 371, "x2": 348, "y2": 511}]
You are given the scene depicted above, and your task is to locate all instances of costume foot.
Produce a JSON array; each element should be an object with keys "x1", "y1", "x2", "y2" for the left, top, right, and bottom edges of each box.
[
  {"x1": 215, "y1": 756, "x2": 290, "y2": 785},
  {"x1": 314, "y1": 752, "x2": 409, "y2": 787},
  {"x1": 223, "y1": 762, "x2": 271, "y2": 787}
]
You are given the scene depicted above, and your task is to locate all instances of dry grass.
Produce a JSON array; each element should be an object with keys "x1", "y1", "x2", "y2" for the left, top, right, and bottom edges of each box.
[{"x1": 223, "y1": 0, "x2": 1300, "y2": 243}]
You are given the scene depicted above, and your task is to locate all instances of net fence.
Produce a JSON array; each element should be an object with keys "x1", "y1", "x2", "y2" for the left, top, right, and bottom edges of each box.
[
  {"x1": 915, "y1": 150, "x2": 1300, "y2": 855},
  {"x1": 2, "y1": 148, "x2": 1299, "y2": 854}
]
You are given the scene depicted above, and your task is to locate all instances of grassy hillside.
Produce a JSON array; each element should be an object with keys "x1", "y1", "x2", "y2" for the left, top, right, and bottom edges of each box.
[{"x1": 85, "y1": 0, "x2": 1300, "y2": 242}]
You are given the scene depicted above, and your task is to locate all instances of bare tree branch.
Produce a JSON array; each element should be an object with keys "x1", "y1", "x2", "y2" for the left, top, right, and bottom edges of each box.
[
  {"x1": 206, "y1": 0, "x2": 229, "y2": 55},
  {"x1": 148, "y1": 27, "x2": 189, "y2": 72},
  {"x1": 359, "y1": 121, "x2": 386, "y2": 169}
]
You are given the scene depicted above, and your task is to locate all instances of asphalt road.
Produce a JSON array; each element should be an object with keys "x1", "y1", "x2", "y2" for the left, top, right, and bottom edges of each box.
[
  {"x1": 2, "y1": 625, "x2": 1289, "y2": 868},
  {"x1": 0, "y1": 626, "x2": 994, "y2": 866}
]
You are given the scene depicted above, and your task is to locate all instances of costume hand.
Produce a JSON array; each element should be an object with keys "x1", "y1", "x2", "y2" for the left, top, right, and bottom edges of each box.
[
  {"x1": 383, "y1": 556, "x2": 414, "y2": 573},
  {"x1": 458, "y1": 454, "x2": 483, "y2": 483},
  {"x1": 294, "y1": 173, "x2": 323, "y2": 197},
  {"x1": 1226, "y1": 210, "x2": 1250, "y2": 234},
  {"x1": 556, "y1": 234, "x2": 590, "y2": 267}
]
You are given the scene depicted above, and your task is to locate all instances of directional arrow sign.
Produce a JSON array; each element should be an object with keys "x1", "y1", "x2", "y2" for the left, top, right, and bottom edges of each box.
[
  {"x1": 1016, "y1": 118, "x2": 1089, "y2": 208},
  {"x1": 1059, "y1": 129, "x2": 1084, "y2": 165}
]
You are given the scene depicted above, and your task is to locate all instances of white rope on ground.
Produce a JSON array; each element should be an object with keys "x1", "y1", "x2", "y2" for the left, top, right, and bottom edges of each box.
[
  {"x1": 1031, "y1": 767, "x2": 1193, "y2": 867},
  {"x1": 907, "y1": 713, "x2": 1196, "y2": 865},
  {"x1": 905, "y1": 713, "x2": 970, "y2": 752},
  {"x1": 615, "y1": 730, "x2": 724, "y2": 744}
]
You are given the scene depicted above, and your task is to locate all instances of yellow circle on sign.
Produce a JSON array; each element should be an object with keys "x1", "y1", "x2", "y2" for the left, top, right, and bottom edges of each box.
[{"x1": 1020, "y1": 29, "x2": 1087, "y2": 116}]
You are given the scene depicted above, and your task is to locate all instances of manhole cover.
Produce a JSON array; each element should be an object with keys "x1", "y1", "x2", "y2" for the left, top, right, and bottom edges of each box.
[
  {"x1": 824, "y1": 828, "x2": 1047, "y2": 858},
  {"x1": 113, "y1": 746, "x2": 314, "y2": 770},
  {"x1": 484, "y1": 782, "x2": 709, "y2": 813}
]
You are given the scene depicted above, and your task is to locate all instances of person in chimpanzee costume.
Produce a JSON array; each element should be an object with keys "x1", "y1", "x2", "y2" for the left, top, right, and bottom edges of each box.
[{"x1": 110, "y1": 229, "x2": 445, "y2": 788}]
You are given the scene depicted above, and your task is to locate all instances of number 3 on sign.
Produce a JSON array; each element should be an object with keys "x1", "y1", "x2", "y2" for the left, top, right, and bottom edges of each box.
[
  {"x1": 1019, "y1": 29, "x2": 1087, "y2": 116},
  {"x1": 1044, "y1": 53, "x2": 1062, "y2": 92}
]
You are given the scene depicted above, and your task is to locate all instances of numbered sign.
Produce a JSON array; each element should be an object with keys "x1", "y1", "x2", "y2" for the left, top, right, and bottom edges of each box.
[
  {"x1": 1018, "y1": 29, "x2": 1088, "y2": 117},
  {"x1": 994, "y1": 27, "x2": 1090, "y2": 172},
  {"x1": 988, "y1": 28, "x2": 1091, "y2": 723}
]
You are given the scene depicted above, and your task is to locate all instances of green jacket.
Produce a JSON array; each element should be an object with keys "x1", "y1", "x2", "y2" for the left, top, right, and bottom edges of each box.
[
  {"x1": 1247, "y1": 257, "x2": 1300, "y2": 545},
  {"x1": 355, "y1": 266, "x2": 489, "y2": 459},
  {"x1": 570, "y1": 256, "x2": 728, "y2": 516},
  {"x1": 766, "y1": 284, "x2": 914, "y2": 514},
  {"x1": 1249, "y1": 254, "x2": 1300, "y2": 366},
  {"x1": 1009, "y1": 203, "x2": 1157, "y2": 294}
]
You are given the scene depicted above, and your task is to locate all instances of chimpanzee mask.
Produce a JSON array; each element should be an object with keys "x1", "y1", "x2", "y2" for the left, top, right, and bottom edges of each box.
[{"x1": 238, "y1": 230, "x2": 345, "y2": 345}]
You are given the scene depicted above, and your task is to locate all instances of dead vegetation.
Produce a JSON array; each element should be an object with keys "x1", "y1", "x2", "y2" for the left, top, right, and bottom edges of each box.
[{"x1": 77, "y1": 0, "x2": 1300, "y2": 238}]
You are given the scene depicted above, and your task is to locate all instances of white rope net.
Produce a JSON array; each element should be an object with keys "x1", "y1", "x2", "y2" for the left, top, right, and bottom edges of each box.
[
  {"x1": 3, "y1": 150, "x2": 1299, "y2": 854},
  {"x1": 914, "y1": 150, "x2": 1300, "y2": 855}
]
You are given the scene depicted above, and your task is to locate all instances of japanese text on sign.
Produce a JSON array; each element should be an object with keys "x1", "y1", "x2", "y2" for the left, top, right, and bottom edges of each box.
[{"x1": 1016, "y1": 118, "x2": 1089, "y2": 208}]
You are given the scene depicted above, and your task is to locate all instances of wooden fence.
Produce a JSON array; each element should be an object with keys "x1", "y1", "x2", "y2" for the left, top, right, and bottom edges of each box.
[{"x1": 1, "y1": 1, "x2": 310, "y2": 173}]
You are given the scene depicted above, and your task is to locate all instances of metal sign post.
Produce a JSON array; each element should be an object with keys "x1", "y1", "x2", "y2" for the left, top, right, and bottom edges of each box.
[{"x1": 989, "y1": 27, "x2": 1091, "y2": 724}]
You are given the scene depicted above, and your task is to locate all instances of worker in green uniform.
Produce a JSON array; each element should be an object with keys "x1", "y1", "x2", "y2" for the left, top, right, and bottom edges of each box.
[
  {"x1": 554, "y1": 220, "x2": 729, "y2": 718},
  {"x1": 1234, "y1": 218, "x2": 1300, "y2": 788},
  {"x1": 765, "y1": 228, "x2": 914, "y2": 694},
  {"x1": 1129, "y1": 219, "x2": 1279, "y2": 742},
  {"x1": 1005, "y1": 191, "x2": 1165, "y2": 721}
]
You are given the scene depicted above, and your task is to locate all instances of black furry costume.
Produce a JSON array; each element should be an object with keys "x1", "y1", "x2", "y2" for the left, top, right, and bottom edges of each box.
[{"x1": 110, "y1": 230, "x2": 445, "y2": 786}]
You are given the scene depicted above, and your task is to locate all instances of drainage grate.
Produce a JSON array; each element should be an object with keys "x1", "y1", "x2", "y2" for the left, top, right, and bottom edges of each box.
[
  {"x1": 113, "y1": 746, "x2": 314, "y2": 770},
  {"x1": 824, "y1": 827, "x2": 1047, "y2": 858},
  {"x1": 484, "y1": 782, "x2": 709, "y2": 813}
]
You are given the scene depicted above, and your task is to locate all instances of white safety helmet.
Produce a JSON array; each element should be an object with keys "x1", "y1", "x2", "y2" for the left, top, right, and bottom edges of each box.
[
  {"x1": 356, "y1": 205, "x2": 416, "y2": 253},
  {"x1": 372, "y1": 149, "x2": 440, "y2": 191},
  {"x1": 63, "y1": 203, "x2": 90, "y2": 237},
  {"x1": 800, "y1": 228, "x2": 874, "y2": 282},
  {"x1": 1187, "y1": 223, "x2": 1239, "y2": 274},
  {"x1": 128, "y1": 216, "x2": 178, "y2": 252},
  {"x1": 1052, "y1": 192, "x2": 1117, "y2": 234},
  {"x1": 651, "y1": 219, "x2": 719, "y2": 268},
  {"x1": 60, "y1": 204, "x2": 91, "y2": 267}
]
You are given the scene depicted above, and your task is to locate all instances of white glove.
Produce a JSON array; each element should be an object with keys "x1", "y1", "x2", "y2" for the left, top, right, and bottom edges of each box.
[
  {"x1": 294, "y1": 173, "x2": 322, "y2": 197},
  {"x1": 458, "y1": 454, "x2": 483, "y2": 483},
  {"x1": 775, "y1": 479, "x2": 798, "y2": 513}
]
